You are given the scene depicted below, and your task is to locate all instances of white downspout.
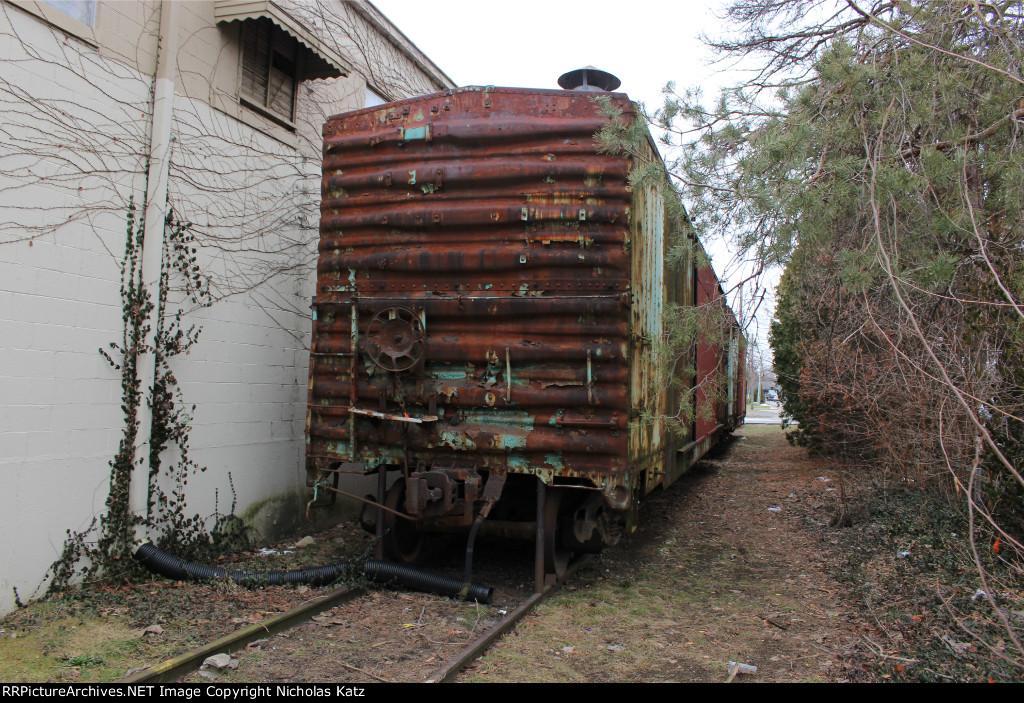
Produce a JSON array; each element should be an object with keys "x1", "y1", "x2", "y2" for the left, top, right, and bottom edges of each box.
[{"x1": 129, "y1": 0, "x2": 179, "y2": 520}]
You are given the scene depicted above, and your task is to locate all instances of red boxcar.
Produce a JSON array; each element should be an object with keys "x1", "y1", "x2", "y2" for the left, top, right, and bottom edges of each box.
[{"x1": 306, "y1": 83, "x2": 744, "y2": 582}]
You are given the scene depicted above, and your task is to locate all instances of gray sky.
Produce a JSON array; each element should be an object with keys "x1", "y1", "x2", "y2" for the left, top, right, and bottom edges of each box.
[
  {"x1": 371, "y1": 0, "x2": 777, "y2": 356},
  {"x1": 373, "y1": 0, "x2": 736, "y2": 118}
]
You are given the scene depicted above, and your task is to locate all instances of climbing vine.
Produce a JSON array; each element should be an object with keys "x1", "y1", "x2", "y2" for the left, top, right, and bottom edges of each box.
[
  {"x1": 47, "y1": 198, "x2": 246, "y2": 593},
  {"x1": 594, "y1": 96, "x2": 738, "y2": 435},
  {"x1": 146, "y1": 201, "x2": 218, "y2": 556}
]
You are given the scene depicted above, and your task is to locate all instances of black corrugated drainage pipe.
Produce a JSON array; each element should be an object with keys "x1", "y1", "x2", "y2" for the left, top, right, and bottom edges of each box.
[{"x1": 132, "y1": 542, "x2": 493, "y2": 604}]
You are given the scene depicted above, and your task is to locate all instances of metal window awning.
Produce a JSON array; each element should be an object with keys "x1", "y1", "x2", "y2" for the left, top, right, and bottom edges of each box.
[{"x1": 215, "y1": 0, "x2": 349, "y2": 80}]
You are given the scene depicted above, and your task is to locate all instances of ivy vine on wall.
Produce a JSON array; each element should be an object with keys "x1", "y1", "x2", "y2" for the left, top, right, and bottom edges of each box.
[{"x1": 46, "y1": 198, "x2": 247, "y2": 594}]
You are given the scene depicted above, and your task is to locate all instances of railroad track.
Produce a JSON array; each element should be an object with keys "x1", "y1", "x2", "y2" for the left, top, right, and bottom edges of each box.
[
  {"x1": 119, "y1": 556, "x2": 591, "y2": 684},
  {"x1": 425, "y1": 556, "x2": 590, "y2": 683}
]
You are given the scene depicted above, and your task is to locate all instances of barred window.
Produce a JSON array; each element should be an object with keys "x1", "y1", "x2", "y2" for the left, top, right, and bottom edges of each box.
[{"x1": 240, "y1": 17, "x2": 300, "y2": 124}]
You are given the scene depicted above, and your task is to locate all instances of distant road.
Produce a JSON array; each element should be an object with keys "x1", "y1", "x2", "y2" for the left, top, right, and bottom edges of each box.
[{"x1": 745, "y1": 403, "x2": 784, "y2": 425}]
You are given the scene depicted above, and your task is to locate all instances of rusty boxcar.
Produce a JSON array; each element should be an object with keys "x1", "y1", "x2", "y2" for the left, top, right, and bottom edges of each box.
[{"x1": 306, "y1": 75, "x2": 745, "y2": 583}]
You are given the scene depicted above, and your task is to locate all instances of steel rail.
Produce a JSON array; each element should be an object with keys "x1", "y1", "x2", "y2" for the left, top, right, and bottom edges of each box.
[
  {"x1": 118, "y1": 556, "x2": 591, "y2": 684},
  {"x1": 118, "y1": 586, "x2": 365, "y2": 684},
  {"x1": 425, "y1": 555, "x2": 593, "y2": 683}
]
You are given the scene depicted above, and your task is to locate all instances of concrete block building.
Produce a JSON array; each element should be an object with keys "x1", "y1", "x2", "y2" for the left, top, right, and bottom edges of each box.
[{"x1": 0, "y1": 0, "x2": 453, "y2": 613}]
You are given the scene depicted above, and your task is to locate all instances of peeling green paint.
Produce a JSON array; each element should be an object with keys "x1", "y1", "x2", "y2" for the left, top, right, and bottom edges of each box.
[
  {"x1": 407, "y1": 170, "x2": 417, "y2": 185},
  {"x1": 403, "y1": 125, "x2": 430, "y2": 141},
  {"x1": 507, "y1": 454, "x2": 530, "y2": 471},
  {"x1": 439, "y1": 431, "x2": 475, "y2": 450},
  {"x1": 543, "y1": 453, "x2": 565, "y2": 470},
  {"x1": 498, "y1": 433, "x2": 528, "y2": 449},
  {"x1": 459, "y1": 409, "x2": 534, "y2": 428},
  {"x1": 431, "y1": 369, "x2": 467, "y2": 380}
]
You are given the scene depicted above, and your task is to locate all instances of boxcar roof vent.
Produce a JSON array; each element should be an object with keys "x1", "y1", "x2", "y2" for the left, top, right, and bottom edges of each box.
[{"x1": 557, "y1": 66, "x2": 620, "y2": 92}]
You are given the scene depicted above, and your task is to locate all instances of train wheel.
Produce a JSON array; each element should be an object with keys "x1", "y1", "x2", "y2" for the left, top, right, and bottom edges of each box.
[
  {"x1": 544, "y1": 489, "x2": 573, "y2": 579},
  {"x1": 382, "y1": 480, "x2": 426, "y2": 564}
]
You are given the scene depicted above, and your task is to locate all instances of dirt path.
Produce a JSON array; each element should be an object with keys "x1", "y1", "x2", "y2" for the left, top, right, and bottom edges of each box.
[{"x1": 460, "y1": 424, "x2": 869, "y2": 682}]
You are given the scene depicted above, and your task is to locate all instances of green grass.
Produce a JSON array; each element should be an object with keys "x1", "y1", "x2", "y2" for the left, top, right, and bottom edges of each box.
[{"x1": 0, "y1": 613, "x2": 163, "y2": 683}]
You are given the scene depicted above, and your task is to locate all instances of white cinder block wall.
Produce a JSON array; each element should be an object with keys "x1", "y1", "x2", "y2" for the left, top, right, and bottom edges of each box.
[
  {"x1": 0, "y1": 2, "x2": 153, "y2": 614},
  {"x1": 0, "y1": 0, "x2": 453, "y2": 615}
]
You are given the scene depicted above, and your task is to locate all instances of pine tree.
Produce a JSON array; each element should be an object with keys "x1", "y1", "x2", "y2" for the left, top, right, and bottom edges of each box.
[{"x1": 653, "y1": 0, "x2": 1024, "y2": 672}]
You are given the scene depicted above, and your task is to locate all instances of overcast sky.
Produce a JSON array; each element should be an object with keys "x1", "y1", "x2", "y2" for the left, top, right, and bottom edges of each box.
[
  {"x1": 370, "y1": 0, "x2": 778, "y2": 358},
  {"x1": 372, "y1": 0, "x2": 734, "y2": 114}
]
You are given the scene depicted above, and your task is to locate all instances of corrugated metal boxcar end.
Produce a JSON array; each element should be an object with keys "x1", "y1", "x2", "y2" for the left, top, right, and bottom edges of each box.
[{"x1": 305, "y1": 71, "x2": 745, "y2": 589}]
